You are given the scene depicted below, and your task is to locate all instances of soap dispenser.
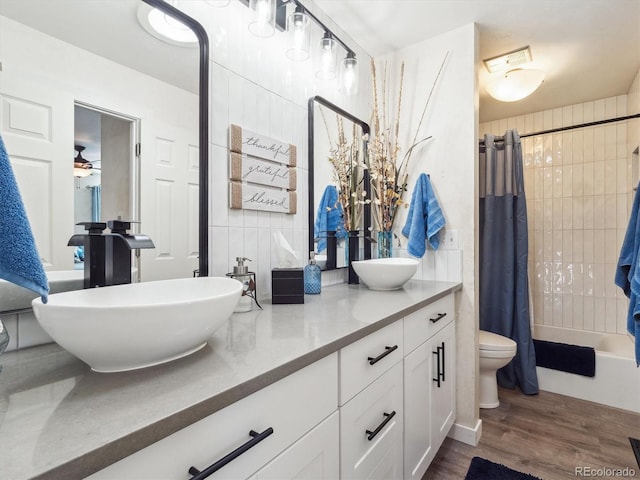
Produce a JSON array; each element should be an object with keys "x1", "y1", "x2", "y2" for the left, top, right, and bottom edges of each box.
[
  {"x1": 304, "y1": 252, "x2": 321, "y2": 294},
  {"x1": 226, "y1": 257, "x2": 259, "y2": 312}
]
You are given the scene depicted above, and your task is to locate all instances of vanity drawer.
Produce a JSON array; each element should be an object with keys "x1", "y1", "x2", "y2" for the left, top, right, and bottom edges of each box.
[
  {"x1": 339, "y1": 320, "x2": 403, "y2": 405},
  {"x1": 403, "y1": 294, "x2": 454, "y2": 354},
  {"x1": 340, "y1": 361, "x2": 404, "y2": 480},
  {"x1": 88, "y1": 354, "x2": 338, "y2": 480}
]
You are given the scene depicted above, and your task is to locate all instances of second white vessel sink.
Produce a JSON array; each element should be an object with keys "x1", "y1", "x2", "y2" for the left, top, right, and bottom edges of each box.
[{"x1": 351, "y1": 258, "x2": 420, "y2": 291}]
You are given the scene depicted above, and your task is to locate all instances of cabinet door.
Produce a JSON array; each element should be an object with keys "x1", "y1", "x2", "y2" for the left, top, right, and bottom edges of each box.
[
  {"x1": 252, "y1": 412, "x2": 339, "y2": 480},
  {"x1": 430, "y1": 322, "x2": 456, "y2": 449},
  {"x1": 403, "y1": 342, "x2": 432, "y2": 480},
  {"x1": 340, "y1": 362, "x2": 404, "y2": 480}
]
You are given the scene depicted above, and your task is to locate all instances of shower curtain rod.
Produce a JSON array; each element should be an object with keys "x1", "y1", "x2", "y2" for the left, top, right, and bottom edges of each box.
[{"x1": 480, "y1": 112, "x2": 640, "y2": 144}]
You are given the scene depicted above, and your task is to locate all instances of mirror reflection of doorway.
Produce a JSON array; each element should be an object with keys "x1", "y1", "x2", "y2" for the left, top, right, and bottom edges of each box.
[{"x1": 73, "y1": 104, "x2": 139, "y2": 274}]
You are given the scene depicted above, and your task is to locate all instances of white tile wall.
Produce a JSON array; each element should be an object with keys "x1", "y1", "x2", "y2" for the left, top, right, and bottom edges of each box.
[{"x1": 481, "y1": 94, "x2": 636, "y2": 336}]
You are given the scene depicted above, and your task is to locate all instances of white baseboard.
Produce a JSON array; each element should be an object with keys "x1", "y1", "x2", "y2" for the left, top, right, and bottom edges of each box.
[{"x1": 447, "y1": 419, "x2": 482, "y2": 446}]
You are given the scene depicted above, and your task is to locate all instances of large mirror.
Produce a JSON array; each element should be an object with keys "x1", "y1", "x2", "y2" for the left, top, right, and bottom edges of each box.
[
  {"x1": 0, "y1": 0, "x2": 208, "y2": 282},
  {"x1": 308, "y1": 96, "x2": 371, "y2": 270}
]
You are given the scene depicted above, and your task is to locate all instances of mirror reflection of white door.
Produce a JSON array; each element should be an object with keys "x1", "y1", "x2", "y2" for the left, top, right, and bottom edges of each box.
[
  {"x1": 0, "y1": 72, "x2": 74, "y2": 271},
  {"x1": 139, "y1": 120, "x2": 199, "y2": 281}
]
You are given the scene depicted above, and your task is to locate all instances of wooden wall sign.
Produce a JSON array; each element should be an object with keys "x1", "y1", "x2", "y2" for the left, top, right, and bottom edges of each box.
[
  {"x1": 228, "y1": 124, "x2": 297, "y2": 214},
  {"x1": 229, "y1": 152, "x2": 296, "y2": 191},
  {"x1": 229, "y1": 182, "x2": 297, "y2": 214}
]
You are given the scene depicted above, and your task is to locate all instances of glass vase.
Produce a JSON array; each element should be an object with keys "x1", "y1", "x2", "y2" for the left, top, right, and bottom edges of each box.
[{"x1": 377, "y1": 230, "x2": 393, "y2": 258}]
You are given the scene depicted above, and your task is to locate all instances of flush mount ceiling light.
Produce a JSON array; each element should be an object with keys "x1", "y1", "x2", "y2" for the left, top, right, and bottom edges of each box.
[
  {"x1": 137, "y1": 2, "x2": 198, "y2": 47},
  {"x1": 486, "y1": 68, "x2": 545, "y2": 102}
]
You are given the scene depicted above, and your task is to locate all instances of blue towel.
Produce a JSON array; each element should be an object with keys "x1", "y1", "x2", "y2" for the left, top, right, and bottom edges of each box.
[
  {"x1": 0, "y1": 135, "x2": 48, "y2": 303},
  {"x1": 314, "y1": 185, "x2": 347, "y2": 253},
  {"x1": 615, "y1": 181, "x2": 640, "y2": 365},
  {"x1": 401, "y1": 173, "x2": 445, "y2": 258}
]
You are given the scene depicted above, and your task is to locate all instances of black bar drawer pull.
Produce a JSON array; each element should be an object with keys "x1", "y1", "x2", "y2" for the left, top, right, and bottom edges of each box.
[
  {"x1": 429, "y1": 312, "x2": 447, "y2": 323},
  {"x1": 365, "y1": 411, "x2": 396, "y2": 441},
  {"x1": 432, "y1": 347, "x2": 442, "y2": 387},
  {"x1": 188, "y1": 427, "x2": 274, "y2": 480},
  {"x1": 368, "y1": 345, "x2": 398, "y2": 365},
  {"x1": 440, "y1": 341, "x2": 446, "y2": 382}
]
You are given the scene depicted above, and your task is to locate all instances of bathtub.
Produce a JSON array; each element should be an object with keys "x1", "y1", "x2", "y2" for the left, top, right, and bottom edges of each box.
[{"x1": 533, "y1": 325, "x2": 639, "y2": 413}]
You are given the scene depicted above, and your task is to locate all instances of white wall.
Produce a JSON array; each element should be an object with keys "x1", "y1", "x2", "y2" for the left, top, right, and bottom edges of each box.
[
  {"x1": 180, "y1": 1, "x2": 372, "y2": 294},
  {"x1": 375, "y1": 23, "x2": 480, "y2": 441}
]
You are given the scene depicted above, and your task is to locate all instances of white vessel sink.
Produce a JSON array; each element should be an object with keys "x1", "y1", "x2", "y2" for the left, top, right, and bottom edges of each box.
[
  {"x1": 351, "y1": 258, "x2": 420, "y2": 291},
  {"x1": 31, "y1": 277, "x2": 242, "y2": 372}
]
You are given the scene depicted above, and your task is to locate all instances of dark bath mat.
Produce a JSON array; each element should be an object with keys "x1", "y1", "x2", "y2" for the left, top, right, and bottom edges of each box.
[
  {"x1": 631, "y1": 437, "x2": 640, "y2": 469},
  {"x1": 533, "y1": 338, "x2": 595, "y2": 377},
  {"x1": 465, "y1": 456, "x2": 542, "y2": 480}
]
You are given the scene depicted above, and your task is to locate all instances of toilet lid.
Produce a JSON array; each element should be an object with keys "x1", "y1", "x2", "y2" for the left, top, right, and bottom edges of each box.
[{"x1": 479, "y1": 330, "x2": 517, "y2": 351}]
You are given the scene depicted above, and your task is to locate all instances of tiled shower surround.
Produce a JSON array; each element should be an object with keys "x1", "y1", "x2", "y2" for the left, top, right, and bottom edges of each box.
[{"x1": 481, "y1": 95, "x2": 635, "y2": 336}]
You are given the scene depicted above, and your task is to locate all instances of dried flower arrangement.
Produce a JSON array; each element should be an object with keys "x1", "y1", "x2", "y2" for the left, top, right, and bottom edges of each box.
[
  {"x1": 320, "y1": 107, "x2": 370, "y2": 233},
  {"x1": 368, "y1": 53, "x2": 448, "y2": 234}
]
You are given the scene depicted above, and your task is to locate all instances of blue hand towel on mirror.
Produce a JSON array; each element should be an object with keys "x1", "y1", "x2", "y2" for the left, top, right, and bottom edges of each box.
[
  {"x1": 314, "y1": 185, "x2": 347, "y2": 253},
  {"x1": 616, "y1": 180, "x2": 640, "y2": 365},
  {"x1": 401, "y1": 173, "x2": 445, "y2": 258},
  {"x1": 0, "y1": 135, "x2": 48, "y2": 303}
]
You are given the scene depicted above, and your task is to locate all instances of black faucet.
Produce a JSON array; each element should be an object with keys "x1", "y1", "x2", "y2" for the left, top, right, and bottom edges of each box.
[
  {"x1": 68, "y1": 222, "x2": 108, "y2": 288},
  {"x1": 68, "y1": 220, "x2": 154, "y2": 288},
  {"x1": 105, "y1": 220, "x2": 154, "y2": 286}
]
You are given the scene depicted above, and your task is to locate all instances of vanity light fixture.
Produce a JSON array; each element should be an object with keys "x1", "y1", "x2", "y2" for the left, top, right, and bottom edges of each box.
[
  {"x1": 285, "y1": 4, "x2": 311, "y2": 61},
  {"x1": 485, "y1": 68, "x2": 545, "y2": 102},
  {"x1": 341, "y1": 51, "x2": 359, "y2": 96},
  {"x1": 137, "y1": 1, "x2": 198, "y2": 47},
  {"x1": 248, "y1": 0, "x2": 277, "y2": 38},
  {"x1": 317, "y1": 31, "x2": 337, "y2": 80},
  {"x1": 204, "y1": 0, "x2": 230, "y2": 6}
]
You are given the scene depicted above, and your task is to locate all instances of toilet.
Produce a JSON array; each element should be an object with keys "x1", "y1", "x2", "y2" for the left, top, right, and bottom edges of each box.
[{"x1": 479, "y1": 330, "x2": 517, "y2": 408}]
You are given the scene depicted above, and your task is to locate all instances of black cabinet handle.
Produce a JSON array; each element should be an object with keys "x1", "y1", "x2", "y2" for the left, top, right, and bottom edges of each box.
[
  {"x1": 368, "y1": 345, "x2": 398, "y2": 365},
  {"x1": 440, "y1": 341, "x2": 446, "y2": 382},
  {"x1": 429, "y1": 312, "x2": 447, "y2": 323},
  {"x1": 432, "y1": 347, "x2": 442, "y2": 387},
  {"x1": 365, "y1": 411, "x2": 396, "y2": 441},
  {"x1": 188, "y1": 428, "x2": 274, "y2": 480}
]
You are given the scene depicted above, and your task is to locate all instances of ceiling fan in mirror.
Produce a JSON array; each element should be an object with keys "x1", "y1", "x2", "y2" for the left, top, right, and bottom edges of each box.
[{"x1": 73, "y1": 145, "x2": 99, "y2": 178}]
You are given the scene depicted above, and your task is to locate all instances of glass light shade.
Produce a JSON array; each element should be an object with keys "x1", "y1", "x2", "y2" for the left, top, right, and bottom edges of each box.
[
  {"x1": 286, "y1": 10, "x2": 311, "y2": 61},
  {"x1": 204, "y1": 0, "x2": 230, "y2": 6},
  {"x1": 248, "y1": 0, "x2": 276, "y2": 38},
  {"x1": 486, "y1": 68, "x2": 545, "y2": 102},
  {"x1": 340, "y1": 53, "x2": 359, "y2": 96},
  {"x1": 74, "y1": 167, "x2": 92, "y2": 178},
  {"x1": 316, "y1": 33, "x2": 337, "y2": 80},
  {"x1": 137, "y1": 4, "x2": 198, "y2": 47}
]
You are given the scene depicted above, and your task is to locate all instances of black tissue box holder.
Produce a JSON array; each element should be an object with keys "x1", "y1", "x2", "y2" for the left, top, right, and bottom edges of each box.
[{"x1": 271, "y1": 268, "x2": 304, "y2": 304}]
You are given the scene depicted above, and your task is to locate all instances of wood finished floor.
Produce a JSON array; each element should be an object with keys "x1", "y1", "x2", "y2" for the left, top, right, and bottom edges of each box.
[{"x1": 424, "y1": 387, "x2": 640, "y2": 479}]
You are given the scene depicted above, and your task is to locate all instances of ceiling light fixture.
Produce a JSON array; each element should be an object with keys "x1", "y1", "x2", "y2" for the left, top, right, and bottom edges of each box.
[
  {"x1": 285, "y1": 5, "x2": 310, "y2": 61},
  {"x1": 74, "y1": 145, "x2": 93, "y2": 178},
  {"x1": 248, "y1": 0, "x2": 276, "y2": 38},
  {"x1": 486, "y1": 68, "x2": 545, "y2": 102},
  {"x1": 137, "y1": 2, "x2": 198, "y2": 47}
]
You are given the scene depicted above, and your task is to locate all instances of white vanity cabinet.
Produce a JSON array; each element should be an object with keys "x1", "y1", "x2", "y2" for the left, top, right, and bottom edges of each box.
[
  {"x1": 88, "y1": 354, "x2": 338, "y2": 480},
  {"x1": 403, "y1": 294, "x2": 456, "y2": 480}
]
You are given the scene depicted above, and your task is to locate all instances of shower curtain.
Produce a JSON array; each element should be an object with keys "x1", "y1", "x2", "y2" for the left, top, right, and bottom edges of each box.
[
  {"x1": 479, "y1": 129, "x2": 538, "y2": 395},
  {"x1": 90, "y1": 185, "x2": 101, "y2": 222}
]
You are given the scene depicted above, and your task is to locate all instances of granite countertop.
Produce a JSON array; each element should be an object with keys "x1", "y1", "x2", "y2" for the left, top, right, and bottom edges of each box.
[{"x1": 0, "y1": 280, "x2": 461, "y2": 480}]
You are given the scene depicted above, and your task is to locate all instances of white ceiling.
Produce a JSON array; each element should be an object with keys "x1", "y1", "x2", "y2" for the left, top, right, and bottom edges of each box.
[{"x1": 313, "y1": 0, "x2": 640, "y2": 122}]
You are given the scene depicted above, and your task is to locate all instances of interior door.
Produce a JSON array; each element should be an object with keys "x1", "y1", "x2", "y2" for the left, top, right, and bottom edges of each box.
[
  {"x1": 0, "y1": 72, "x2": 74, "y2": 271},
  {"x1": 139, "y1": 118, "x2": 199, "y2": 281}
]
